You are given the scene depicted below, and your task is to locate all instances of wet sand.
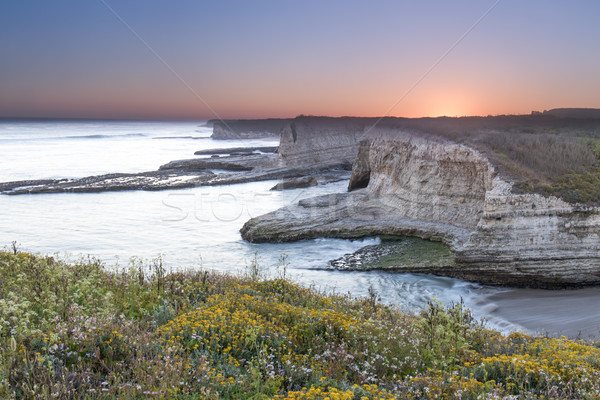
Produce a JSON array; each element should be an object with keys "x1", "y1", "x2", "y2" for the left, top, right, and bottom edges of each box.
[{"x1": 485, "y1": 287, "x2": 600, "y2": 338}]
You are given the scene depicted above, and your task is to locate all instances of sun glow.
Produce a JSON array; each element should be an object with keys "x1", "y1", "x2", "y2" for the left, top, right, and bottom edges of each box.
[{"x1": 425, "y1": 93, "x2": 476, "y2": 117}]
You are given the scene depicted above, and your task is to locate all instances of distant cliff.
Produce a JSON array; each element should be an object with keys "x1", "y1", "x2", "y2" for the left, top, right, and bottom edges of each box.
[
  {"x1": 278, "y1": 116, "x2": 370, "y2": 169},
  {"x1": 211, "y1": 119, "x2": 291, "y2": 139},
  {"x1": 542, "y1": 108, "x2": 600, "y2": 119}
]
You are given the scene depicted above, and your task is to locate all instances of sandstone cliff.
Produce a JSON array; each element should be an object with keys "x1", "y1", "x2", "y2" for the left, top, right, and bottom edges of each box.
[
  {"x1": 211, "y1": 119, "x2": 290, "y2": 139},
  {"x1": 456, "y1": 180, "x2": 600, "y2": 286},
  {"x1": 241, "y1": 129, "x2": 600, "y2": 287},
  {"x1": 277, "y1": 117, "x2": 367, "y2": 169}
]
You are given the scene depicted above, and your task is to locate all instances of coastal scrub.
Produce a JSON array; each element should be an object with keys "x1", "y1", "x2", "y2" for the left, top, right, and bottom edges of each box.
[{"x1": 0, "y1": 250, "x2": 599, "y2": 399}]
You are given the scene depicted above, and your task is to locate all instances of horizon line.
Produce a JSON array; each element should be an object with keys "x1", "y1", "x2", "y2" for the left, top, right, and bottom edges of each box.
[{"x1": 2, "y1": 108, "x2": 594, "y2": 122}]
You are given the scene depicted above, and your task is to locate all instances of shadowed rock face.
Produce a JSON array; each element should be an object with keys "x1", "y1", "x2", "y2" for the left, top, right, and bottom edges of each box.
[
  {"x1": 278, "y1": 117, "x2": 366, "y2": 169},
  {"x1": 211, "y1": 119, "x2": 290, "y2": 139},
  {"x1": 347, "y1": 140, "x2": 371, "y2": 191},
  {"x1": 242, "y1": 129, "x2": 600, "y2": 288}
]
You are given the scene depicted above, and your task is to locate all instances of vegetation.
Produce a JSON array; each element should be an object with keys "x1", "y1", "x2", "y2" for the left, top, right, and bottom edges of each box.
[
  {"x1": 471, "y1": 133, "x2": 600, "y2": 204},
  {"x1": 374, "y1": 237, "x2": 455, "y2": 269},
  {"x1": 330, "y1": 237, "x2": 455, "y2": 271},
  {"x1": 211, "y1": 114, "x2": 600, "y2": 203},
  {"x1": 1, "y1": 250, "x2": 600, "y2": 399},
  {"x1": 398, "y1": 115, "x2": 600, "y2": 204}
]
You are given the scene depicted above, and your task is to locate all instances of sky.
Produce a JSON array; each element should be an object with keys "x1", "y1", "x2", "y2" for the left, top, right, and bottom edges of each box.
[{"x1": 1, "y1": 1, "x2": 599, "y2": 120}]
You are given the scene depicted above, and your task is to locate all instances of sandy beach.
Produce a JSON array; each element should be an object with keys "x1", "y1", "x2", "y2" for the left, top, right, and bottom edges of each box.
[{"x1": 487, "y1": 286, "x2": 600, "y2": 338}]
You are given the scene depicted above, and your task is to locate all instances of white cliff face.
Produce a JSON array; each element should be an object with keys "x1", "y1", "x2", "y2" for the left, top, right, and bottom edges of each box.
[
  {"x1": 466, "y1": 177, "x2": 600, "y2": 255},
  {"x1": 278, "y1": 118, "x2": 365, "y2": 168},
  {"x1": 211, "y1": 120, "x2": 286, "y2": 139},
  {"x1": 364, "y1": 134, "x2": 495, "y2": 229},
  {"x1": 455, "y1": 177, "x2": 600, "y2": 286},
  {"x1": 362, "y1": 134, "x2": 600, "y2": 285},
  {"x1": 243, "y1": 128, "x2": 600, "y2": 287}
]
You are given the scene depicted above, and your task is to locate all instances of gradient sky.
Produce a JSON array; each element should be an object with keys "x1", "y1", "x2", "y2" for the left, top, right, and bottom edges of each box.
[{"x1": 1, "y1": 1, "x2": 599, "y2": 120}]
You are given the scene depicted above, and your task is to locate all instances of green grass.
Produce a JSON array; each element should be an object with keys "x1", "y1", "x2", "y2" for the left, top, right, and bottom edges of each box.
[
  {"x1": 329, "y1": 237, "x2": 455, "y2": 271},
  {"x1": 514, "y1": 167, "x2": 600, "y2": 205},
  {"x1": 373, "y1": 237, "x2": 455, "y2": 269},
  {"x1": 1, "y1": 250, "x2": 599, "y2": 399}
]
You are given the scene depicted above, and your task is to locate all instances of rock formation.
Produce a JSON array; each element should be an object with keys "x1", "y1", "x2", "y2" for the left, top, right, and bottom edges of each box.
[
  {"x1": 193, "y1": 146, "x2": 278, "y2": 156},
  {"x1": 211, "y1": 119, "x2": 291, "y2": 139},
  {"x1": 278, "y1": 117, "x2": 366, "y2": 169},
  {"x1": 270, "y1": 176, "x2": 318, "y2": 191},
  {"x1": 242, "y1": 129, "x2": 600, "y2": 288},
  {"x1": 456, "y1": 181, "x2": 600, "y2": 287}
]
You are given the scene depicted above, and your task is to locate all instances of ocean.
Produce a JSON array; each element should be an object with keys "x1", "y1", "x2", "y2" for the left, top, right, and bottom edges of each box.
[{"x1": 0, "y1": 120, "x2": 598, "y2": 337}]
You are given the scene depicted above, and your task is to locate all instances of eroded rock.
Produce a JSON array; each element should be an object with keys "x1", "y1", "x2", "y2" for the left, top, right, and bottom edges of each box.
[
  {"x1": 270, "y1": 177, "x2": 318, "y2": 191},
  {"x1": 242, "y1": 129, "x2": 600, "y2": 288}
]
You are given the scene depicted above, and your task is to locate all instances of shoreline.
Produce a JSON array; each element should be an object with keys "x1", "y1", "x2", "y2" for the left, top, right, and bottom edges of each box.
[
  {"x1": 3, "y1": 250, "x2": 599, "y2": 398},
  {"x1": 3, "y1": 116, "x2": 600, "y2": 291},
  {"x1": 483, "y1": 286, "x2": 600, "y2": 338}
]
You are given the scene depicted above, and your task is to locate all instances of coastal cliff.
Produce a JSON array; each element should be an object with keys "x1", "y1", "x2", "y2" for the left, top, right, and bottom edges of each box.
[
  {"x1": 278, "y1": 117, "x2": 367, "y2": 169},
  {"x1": 0, "y1": 117, "x2": 366, "y2": 195},
  {"x1": 211, "y1": 119, "x2": 290, "y2": 139},
  {"x1": 242, "y1": 129, "x2": 600, "y2": 287},
  {"x1": 241, "y1": 131, "x2": 491, "y2": 247},
  {"x1": 352, "y1": 132, "x2": 495, "y2": 228},
  {"x1": 456, "y1": 181, "x2": 600, "y2": 286}
]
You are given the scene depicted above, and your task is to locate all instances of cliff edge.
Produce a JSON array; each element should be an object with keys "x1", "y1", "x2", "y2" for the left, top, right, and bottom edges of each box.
[
  {"x1": 242, "y1": 129, "x2": 600, "y2": 288},
  {"x1": 211, "y1": 119, "x2": 290, "y2": 139}
]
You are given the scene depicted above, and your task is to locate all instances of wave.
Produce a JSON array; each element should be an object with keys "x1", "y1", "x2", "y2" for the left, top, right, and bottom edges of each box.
[
  {"x1": 63, "y1": 133, "x2": 148, "y2": 139},
  {"x1": 0, "y1": 133, "x2": 149, "y2": 142}
]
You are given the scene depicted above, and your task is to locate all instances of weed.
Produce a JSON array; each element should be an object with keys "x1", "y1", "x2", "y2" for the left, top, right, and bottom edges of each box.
[{"x1": 1, "y1": 251, "x2": 598, "y2": 399}]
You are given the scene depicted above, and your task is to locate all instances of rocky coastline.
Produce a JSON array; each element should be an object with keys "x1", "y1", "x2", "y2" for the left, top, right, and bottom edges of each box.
[
  {"x1": 3, "y1": 114, "x2": 600, "y2": 288},
  {"x1": 0, "y1": 118, "x2": 359, "y2": 194},
  {"x1": 210, "y1": 119, "x2": 290, "y2": 139},
  {"x1": 0, "y1": 150, "x2": 351, "y2": 194},
  {"x1": 241, "y1": 125, "x2": 600, "y2": 288}
]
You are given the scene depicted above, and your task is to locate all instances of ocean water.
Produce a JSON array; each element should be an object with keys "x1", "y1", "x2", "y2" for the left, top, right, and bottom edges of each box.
[{"x1": 0, "y1": 120, "x2": 598, "y2": 338}]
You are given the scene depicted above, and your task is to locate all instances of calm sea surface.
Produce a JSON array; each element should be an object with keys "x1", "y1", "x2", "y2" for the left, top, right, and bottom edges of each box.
[{"x1": 0, "y1": 120, "x2": 598, "y2": 337}]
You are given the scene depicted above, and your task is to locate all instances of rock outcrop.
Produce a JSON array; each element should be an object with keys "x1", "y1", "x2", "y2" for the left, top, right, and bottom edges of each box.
[
  {"x1": 0, "y1": 171, "x2": 218, "y2": 194},
  {"x1": 270, "y1": 176, "x2": 318, "y2": 191},
  {"x1": 278, "y1": 117, "x2": 367, "y2": 169},
  {"x1": 193, "y1": 146, "x2": 278, "y2": 156},
  {"x1": 455, "y1": 181, "x2": 600, "y2": 287},
  {"x1": 159, "y1": 153, "x2": 278, "y2": 172},
  {"x1": 242, "y1": 129, "x2": 600, "y2": 288}
]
